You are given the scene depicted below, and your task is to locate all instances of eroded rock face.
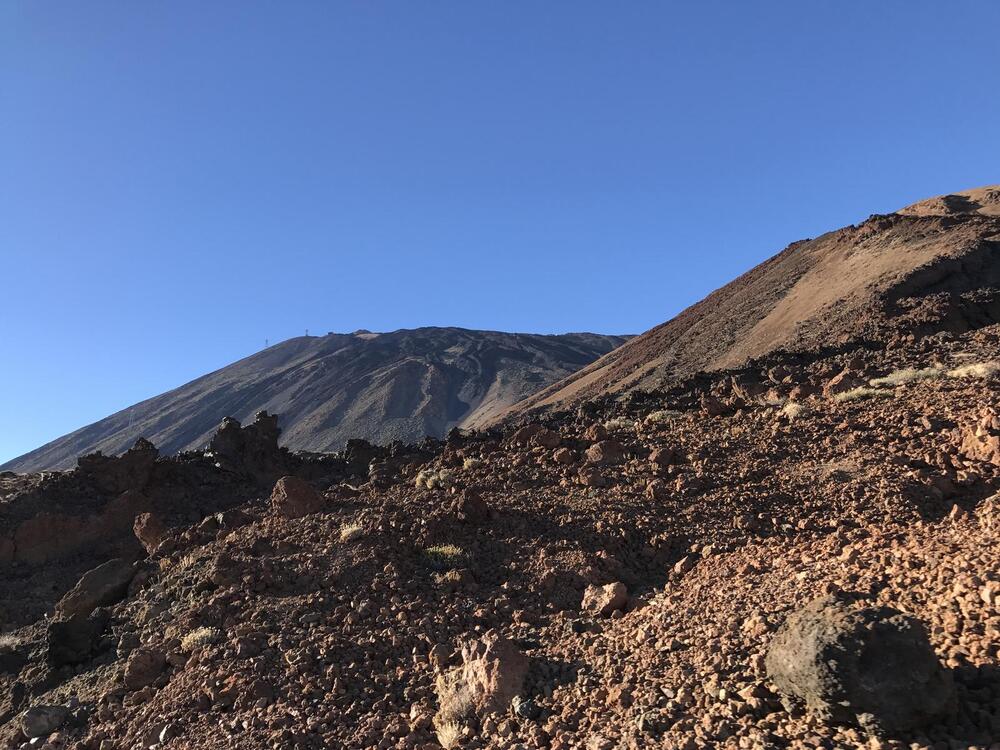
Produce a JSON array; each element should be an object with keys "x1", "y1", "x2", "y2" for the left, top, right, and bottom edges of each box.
[
  {"x1": 55, "y1": 558, "x2": 137, "y2": 619},
  {"x1": 77, "y1": 437, "x2": 159, "y2": 496},
  {"x1": 208, "y1": 411, "x2": 287, "y2": 481},
  {"x1": 766, "y1": 595, "x2": 955, "y2": 733},
  {"x1": 270, "y1": 476, "x2": 324, "y2": 519}
]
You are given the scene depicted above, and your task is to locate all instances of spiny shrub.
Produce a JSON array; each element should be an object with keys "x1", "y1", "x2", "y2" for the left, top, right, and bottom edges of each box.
[{"x1": 181, "y1": 626, "x2": 222, "y2": 652}]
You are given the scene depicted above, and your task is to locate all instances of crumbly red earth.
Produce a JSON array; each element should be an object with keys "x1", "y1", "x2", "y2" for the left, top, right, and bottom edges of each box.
[{"x1": 1, "y1": 328, "x2": 999, "y2": 750}]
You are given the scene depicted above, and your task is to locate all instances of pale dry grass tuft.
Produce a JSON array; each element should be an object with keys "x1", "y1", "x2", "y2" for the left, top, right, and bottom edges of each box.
[
  {"x1": 339, "y1": 523, "x2": 363, "y2": 543},
  {"x1": 832, "y1": 387, "x2": 893, "y2": 403},
  {"x1": 946, "y1": 361, "x2": 1000, "y2": 379},
  {"x1": 869, "y1": 367, "x2": 943, "y2": 388},
  {"x1": 415, "y1": 469, "x2": 455, "y2": 490},
  {"x1": 780, "y1": 401, "x2": 805, "y2": 420},
  {"x1": 424, "y1": 544, "x2": 465, "y2": 570},
  {"x1": 181, "y1": 626, "x2": 222, "y2": 652}
]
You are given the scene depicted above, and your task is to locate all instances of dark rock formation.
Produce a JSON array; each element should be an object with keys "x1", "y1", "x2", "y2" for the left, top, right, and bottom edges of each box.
[{"x1": 766, "y1": 594, "x2": 955, "y2": 733}]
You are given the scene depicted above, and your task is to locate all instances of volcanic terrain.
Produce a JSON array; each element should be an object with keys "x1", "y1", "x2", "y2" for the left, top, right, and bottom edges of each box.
[
  {"x1": 2, "y1": 328, "x2": 628, "y2": 473},
  {"x1": 0, "y1": 187, "x2": 999, "y2": 750}
]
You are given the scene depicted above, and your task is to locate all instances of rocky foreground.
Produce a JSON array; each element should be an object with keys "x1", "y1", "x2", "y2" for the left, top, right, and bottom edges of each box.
[{"x1": 0, "y1": 323, "x2": 998, "y2": 749}]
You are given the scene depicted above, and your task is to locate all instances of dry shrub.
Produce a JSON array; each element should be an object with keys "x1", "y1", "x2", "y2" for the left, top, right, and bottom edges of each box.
[
  {"x1": 415, "y1": 469, "x2": 455, "y2": 490},
  {"x1": 424, "y1": 544, "x2": 465, "y2": 570},
  {"x1": 946, "y1": 361, "x2": 1000, "y2": 379},
  {"x1": 832, "y1": 387, "x2": 893, "y2": 403},
  {"x1": 339, "y1": 523, "x2": 363, "y2": 543},
  {"x1": 780, "y1": 401, "x2": 805, "y2": 420},
  {"x1": 181, "y1": 626, "x2": 222, "y2": 652},
  {"x1": 869, "y1": 367, "x2": 943, "y2": 387}
]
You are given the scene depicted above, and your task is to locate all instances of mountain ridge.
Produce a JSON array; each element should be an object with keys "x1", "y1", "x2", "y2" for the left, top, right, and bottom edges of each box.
[{"x1": 2, "y1": 327, "x2": 629, "y2": 472}]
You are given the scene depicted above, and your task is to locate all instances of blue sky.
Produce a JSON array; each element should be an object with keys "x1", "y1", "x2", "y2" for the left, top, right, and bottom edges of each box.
[{"x1": 2, "y1": 2, "x2": 999, "y2": 463}]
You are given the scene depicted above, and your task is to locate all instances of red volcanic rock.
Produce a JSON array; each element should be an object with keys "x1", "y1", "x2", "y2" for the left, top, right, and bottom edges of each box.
[
  {"x1": 134, "y1": 511, "x2": 168, "y2": 554},
  {"x1": 585, "y1": 440, "x2": 625, "y2": 466},
  {"x1": 124, "y1": 647, "x2": 166, "y2": 690},
  {"x1": 56, "y1": 558, "x2": 137, "y2": 618},
  {"x1": 582, "y1": 582, "x2": 628, "y2": 617},
  {"x1": 445, "y1": 633, "x2": 529, "y2": 717},
  {"x1": 270, "y1": 476, "x2": 324, "y2": 519}
]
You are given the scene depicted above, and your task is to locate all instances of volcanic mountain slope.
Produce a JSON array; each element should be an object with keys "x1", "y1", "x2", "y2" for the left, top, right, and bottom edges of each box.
[
  {"x1": 502, "y1": 186, "x2": 1000, "y2": 419},
  {"x1": 1, "y1": 316, "x2": 999, "y2": 749},
  {"x1": 2, "y1": 328, "x2": 628, "y2": 473},
  {"x1": 1, "y1": 188, "x2": 1000, "y2": 749}
]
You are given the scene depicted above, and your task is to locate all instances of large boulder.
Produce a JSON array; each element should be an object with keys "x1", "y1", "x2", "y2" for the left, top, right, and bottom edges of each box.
[
  {"x1": 55, "y1": 558, "x2": 137, "y2": 618},
  {"x1": 270, "y1": 476, "x2": 324, "y2": 519},
  {"x1": 21, "y1": 705, "x2": 69, "y2": 739},
  {"x1": 766, "y1": 595, "x2": 955, "y2": 733},
  {"x1": 124, "y1": 647, "x2": 166, "y2": 690},
  {"x1": 435, "y1": 632, "x2": 529, "y2": 725},
  {"x1": 133, "y1": 512, "x2": 168, "y2": 554},
  {"x1": 582, "y1": 582, "x2": 629, "y2": 617},
  {"x1": 47, "y1": 610, "x2": 110, "y2": 666},
  {"x1": 585, "y1": 440, "x2": 625, "y2": 466}
]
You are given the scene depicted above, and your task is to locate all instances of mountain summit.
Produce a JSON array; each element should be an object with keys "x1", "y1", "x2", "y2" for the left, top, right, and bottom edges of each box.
[{"x1": 2, "y1": 328, "x2": 628, "y2": 472}]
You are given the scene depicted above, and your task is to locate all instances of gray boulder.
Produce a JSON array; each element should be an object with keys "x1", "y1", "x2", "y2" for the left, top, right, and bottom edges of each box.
[
  {"x1": 766, "y1": 595, "x2": 954, "y2": 733},
  {"x1": 21, "y1": 705, "x2": 69, "y2": 739}
]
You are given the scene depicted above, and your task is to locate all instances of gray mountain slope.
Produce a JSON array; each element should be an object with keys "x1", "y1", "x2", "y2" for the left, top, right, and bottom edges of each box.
[{"x1": 2, "y1": 327, "x2": 628, "y2": 472}]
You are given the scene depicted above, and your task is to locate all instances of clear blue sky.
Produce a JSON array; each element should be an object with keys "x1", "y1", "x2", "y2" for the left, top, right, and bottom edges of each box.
[{"x1": 2, "y1": 2, "x2": 999, "y2": 464}]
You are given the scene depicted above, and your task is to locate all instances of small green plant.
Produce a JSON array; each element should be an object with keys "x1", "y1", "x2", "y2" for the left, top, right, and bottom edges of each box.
[
  {"x1": 832, "y1": 386, "x2": 893, "y2": 403},
  {"x1": 424, "y1": 544, "x2": 465, "y2": 570},
  {"x1": 868, "y1": 367, "x2": 942, "y2": 387},
  {"x1": 181, "y1": 626, "x2": 222, "y2": 652},
  {"x1": 339, "y1": 522, "x2": 363, "y2": 543},
  {"x1": 946, "y1": 361, "x2": 1000, "y2": 379},
  {"x1": 462, "y1": 457, "x2": 483, "y2": 471}
]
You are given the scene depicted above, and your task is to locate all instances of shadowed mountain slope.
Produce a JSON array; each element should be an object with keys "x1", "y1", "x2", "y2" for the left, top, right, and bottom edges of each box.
[{"x1": 2, "y1": 328, "x2": 628, "y2": 472}]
